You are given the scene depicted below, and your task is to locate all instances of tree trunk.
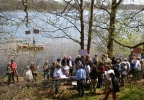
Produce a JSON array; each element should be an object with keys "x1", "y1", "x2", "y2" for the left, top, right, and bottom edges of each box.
[
  {"x1": 79, "y1": 0, "x2": 84, "y2": 49},
  {"x1": 142, "y1": 35, "x2": 144, "y2": 54},
  {"x1": 107, "y1": 0, "x2": 117, "y2": 58},
  {"x1": 87, "y1": 0, "x2": 94, "y2": 54}
]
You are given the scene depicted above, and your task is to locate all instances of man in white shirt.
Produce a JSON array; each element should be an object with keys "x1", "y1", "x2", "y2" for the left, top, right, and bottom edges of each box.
[
  {"x1": 53, "y1": 65, "x2": 64, "y2": 78},
  {"x1": 68, "y1": 57, "x2": 74, "y2": 76},
  {"x1": 24, "y1": 66, "x2": 33, "y2": 82},
  {"x1": 104, "y1": 69, "x2": 112, "y2": 94},
  {"x1": 84, "y1": 62, "x2": 91, "y2": 84},
  {"x1": 103, "y1": 71, "x2": 119, "y2": 100},
  {"x1": 120, "y1": 62, "x2": 127, "y2": 87},
  {"x1": 124, "y1": 58, "x2": 131, "y2": 81},
  {"x1": 136, "y1": 57, "x2": 142, "y2": 81}
]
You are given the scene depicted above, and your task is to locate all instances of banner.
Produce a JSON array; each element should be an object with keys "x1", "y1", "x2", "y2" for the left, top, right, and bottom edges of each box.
[{"x1": 78, "y1": 49, "x2": 87, "y2": 56}]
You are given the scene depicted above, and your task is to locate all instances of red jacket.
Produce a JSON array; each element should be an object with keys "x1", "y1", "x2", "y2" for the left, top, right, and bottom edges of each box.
[
  {"x1": 11, "y1": 62, "x2": 17, "y2": 69},
  {"x1": 101, "y1": 66, "x2": 105, "y2": 73}
]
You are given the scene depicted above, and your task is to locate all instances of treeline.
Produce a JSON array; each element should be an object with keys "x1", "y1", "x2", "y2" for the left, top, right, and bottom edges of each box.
[
  {"x1": 0, "y1": 0, "x2": 64, "y2": 11},
  {"x1": 0, "y1": 0, "x2": 144, "y2": 11},
  {"x1": 118, "y1": 4, "x2": 144, "y2": 10}
]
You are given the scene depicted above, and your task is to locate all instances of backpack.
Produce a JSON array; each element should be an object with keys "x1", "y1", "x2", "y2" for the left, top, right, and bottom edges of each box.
[{"x1": 126, "y1": 62, "x2": 130, "y2": 71}]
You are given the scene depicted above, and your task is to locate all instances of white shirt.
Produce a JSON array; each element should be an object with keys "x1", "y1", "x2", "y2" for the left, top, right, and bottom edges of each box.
[
  {"x1": 137, "y1": 63, "x2": 141, "y2": 71},
  {"x1": 84, "y1": 65, "x2": 91, "y2": 74},
  {"x1": 105, "y1": 71, "x2": 111, "y2": 81},
  {"x1": 69, "y1": 61, "x2": 72, "y2": 67},
  {"x1": 53, "y1": 68, "x2": 64, "y2": 78},
  {"x1": 62, "y1": 65, "x2": 69, "y2": 74},
  {"x1": 25, "y1": 70, "x2": 33, "y2": 81},
  {"x1": 135, "y1": 60, "x2": 141, "y2": 69}
]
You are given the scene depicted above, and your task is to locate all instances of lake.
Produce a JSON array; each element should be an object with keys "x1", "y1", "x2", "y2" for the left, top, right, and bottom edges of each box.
[
  {"x1": 0, "y1": 11, "x2": 96, "y2": 75},
  {"x1": 0, "y1": 10, "x2": 143, "y2": 75}
]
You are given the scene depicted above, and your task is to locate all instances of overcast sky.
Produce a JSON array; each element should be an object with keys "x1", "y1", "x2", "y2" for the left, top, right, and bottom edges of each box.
[
  {"x1": 54, "y1": 0, "x2": 144, "y2": 5},
  {"x1": 123, "y1": 0, "x2": 144, "y2": 4}
]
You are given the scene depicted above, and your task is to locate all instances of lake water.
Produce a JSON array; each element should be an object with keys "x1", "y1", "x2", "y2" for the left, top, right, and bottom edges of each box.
[
  {"x1": 0, "y1": 11, "x2": 96, "y2": 75},
  {"x1": 0, "y1": 10, "x2": 143, "y2": 75}
]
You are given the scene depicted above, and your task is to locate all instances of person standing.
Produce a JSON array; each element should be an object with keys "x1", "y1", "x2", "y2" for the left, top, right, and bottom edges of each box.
[
  {"x1": 104, "y1": 69, "x2": 112, "y2": 94},
  {"x1": 92, "y1": 55, "x2": 99, "y2": 66},
  {"x1": 120, "y1": 62, "x2": 127, "y2": 87},
  {"x1": 50, "y1": 62, "x2": 56, "y2": 78},
  {"x1": 75, "y1": 55, "x2": 83, "y2": 71},
  {"x1": 24, "y1": 66, "x2": 33, "y2": 82},
  {"x1": 89, "y1": 66, "x2": 99, "y2": 94},
  {"x1": 124, "y1": 58, "x2": 131, "y2": 81},
  {"x1": 130, "y1": 55, "x2": 137, "y2": 81},
  {"x1": 84, "y1": 62, "x2": 91, "y2": 84},
  {"x1": 62, "y1": 62, "x2": 70, "y2": 77},
  {"x1": 71, "y1": 64, "x2": 86, "y2": 97},
  {"x1": 29, "y1": 62, "x2": 38, "y2": 82},
  {"x1": 10, "y1": 59, "x2": 19, "y2": 82},
  {"x1": 30, "y1": 62, "x2": 35, "y2": 77},
  {"x1": 68, "y1": 57, "x2": 74, "y2": 76},
  {"x1": 76, "y1": 60, "x2": 84, "y2": 71},
  {"x1": 6, "y1": 62, "x2": 12, "y2": 84},
  {"x1": 97, "y1": 62, "x2": 105, "y2": 88},
  {"x1": 43, "y1": 60, "x2": 50, "y2": 80},
  {"x1": 137, "y1": 57, "x2": 142, "y2": 80},
  {"x1": 61, "y1": 55, "x2": 69, "y2": 66},
  {"x1": 103, "y1": 71, "x2": 119, "y2": 100},
  {"x1": 33, "y1": 36, "x2": 35, "y2": 45}
]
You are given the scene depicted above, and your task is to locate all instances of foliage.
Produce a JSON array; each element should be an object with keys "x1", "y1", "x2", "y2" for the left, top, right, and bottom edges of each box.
[{"x1": 1, "y1": 76, "x2": 144, "y2": 100}]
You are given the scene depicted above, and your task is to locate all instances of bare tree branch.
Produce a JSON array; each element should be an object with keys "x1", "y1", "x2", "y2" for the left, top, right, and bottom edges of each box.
[
  {"x1": 61, "y1": 0, "x2": 73, "y2": 14},
  {"x1": 94, "y1": 6, "x2": 110, "y2": 15},
  {"x1": 22, "y1": 0, "x2": 28, "y2": 27},
  {"x1": 114, "y1": 39, "x2": 144, "y2": 49},
  {"x1": 63, "y1": 0, "x2": 80, "y2": 11},
  {"x1": 116, "y1": 0, "x2": 123, "y2": 7}
]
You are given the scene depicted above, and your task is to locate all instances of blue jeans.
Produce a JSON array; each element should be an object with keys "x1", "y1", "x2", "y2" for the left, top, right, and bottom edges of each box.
[{"x1": 77, "y1": 80, "x2": 84, "y2": 97}]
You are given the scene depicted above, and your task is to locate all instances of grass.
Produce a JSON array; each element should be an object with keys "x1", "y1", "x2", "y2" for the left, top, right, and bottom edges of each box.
[{"x1": 0, "y1": 76, "x2": 144, "y2": 100}]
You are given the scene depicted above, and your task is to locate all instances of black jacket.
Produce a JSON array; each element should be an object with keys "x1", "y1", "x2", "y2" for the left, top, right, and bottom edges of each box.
[
  {"x1": 112, "y1": 76, "x2": 120, "y2": 93},
  {"x1": 61, "y1": 59, "x2": 69, "y2": 66}
]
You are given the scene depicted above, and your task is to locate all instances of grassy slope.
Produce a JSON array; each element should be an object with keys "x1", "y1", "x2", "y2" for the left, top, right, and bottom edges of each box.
[{"x1": 0, "y1": 76, "x2": 144, "y2": 100}]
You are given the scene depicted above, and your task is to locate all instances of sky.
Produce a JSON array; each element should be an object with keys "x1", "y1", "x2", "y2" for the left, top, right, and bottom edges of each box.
[
  {"x1": 123, "y1": 0, "x2": 144, "y2": 4},
  {"x1": 54, "y1": 0, "x2": 144, "y2": 5}
]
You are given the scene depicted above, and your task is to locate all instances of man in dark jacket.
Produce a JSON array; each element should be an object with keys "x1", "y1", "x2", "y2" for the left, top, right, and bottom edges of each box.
[
  {"x1": 68, "y1": 57, "x2": 75, "y2": 76},
  {"x1": 61, "y1": 55, "x2": 69, "y2": 66},
  {"x1": 103, "y1": 72, "x2": 120, "y2": 100}
]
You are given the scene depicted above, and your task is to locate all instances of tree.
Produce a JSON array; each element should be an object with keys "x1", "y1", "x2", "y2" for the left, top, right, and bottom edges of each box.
[
  {"x1": 87, "y1": 0, "x2": 94, "y2": 54},
  {"x1": 93, "y1": 0, "x2": 144, "y2": 58}
]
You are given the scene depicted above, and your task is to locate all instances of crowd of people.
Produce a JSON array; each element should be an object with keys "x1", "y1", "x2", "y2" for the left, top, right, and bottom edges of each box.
[{"x1": 6, "y1": 53, "x2": 143, "y2": 99}]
